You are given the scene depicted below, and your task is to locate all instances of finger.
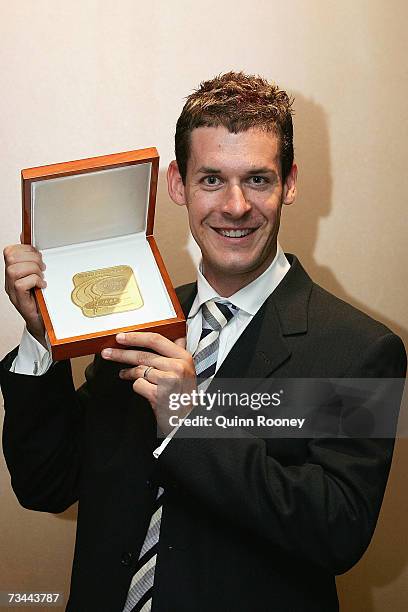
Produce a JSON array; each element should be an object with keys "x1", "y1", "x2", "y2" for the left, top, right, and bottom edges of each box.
[
  {"x1": 132, "y1": 378, "x2": 157, "y2": 405},
  {"x1": 101, "y1": 347, "x2": 175, "y2": 371},
  {"x1": 174, "y1": 337, "x2": 187, "y2": 349},
  {"x1": 118, "y1": 364, "x2": 149, "y2": 381},
  {"x1": 7, "y1": 262, "x2": 46, "y2": 284},
  {"x1": 13, "y1": 272, "x2": 47, "y2": 294},
  {"x1": 4, "y1": 243, "x2": 42, "y2": 258},
  {"x1": 14, "y1": 274, "x2": 47, "y2": 305},
  {"x1": 123, "y1": 365, "x2": 174, "y2": 385},
  {"x1": 4, "y1": 245, "x2": 46, "y2": 269},
  {"x1": 115, "y1": 331, "x2": 188, "y2": 359},
  {"x1": 7, "y1": 265, "x2": 45, "y2": 304},
  {"x1": 5, "y1": 249, "x2": 34, "y2": 298},
  {"x1": 7, "y1": 271, "x2": 45, "y2": 303},
  {"x1": 101, "y1": 347, "x2": 139, "y2": 365}
]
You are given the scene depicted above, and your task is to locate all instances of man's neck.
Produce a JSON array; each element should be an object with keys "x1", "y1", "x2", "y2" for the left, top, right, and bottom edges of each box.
[{"x1": 202, "y1": 250, "x2": 278, "y2": 298}]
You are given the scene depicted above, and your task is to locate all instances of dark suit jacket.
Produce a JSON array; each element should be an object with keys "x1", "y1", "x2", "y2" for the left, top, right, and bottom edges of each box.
[{"x1": 1, "y1": 255, "x2": 406, "y2": 612}]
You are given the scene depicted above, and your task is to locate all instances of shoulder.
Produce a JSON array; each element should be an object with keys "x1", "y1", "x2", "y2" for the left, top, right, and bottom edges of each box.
[
  {"x1": 278, "y1": 255, "x2": 407, "y2": 376},
  {"x1": 309, "y1": 281, "x2": 392, "y2": 340},
  {"x1": 309, "y1": 283, "x2": 406, "y2": 375}
]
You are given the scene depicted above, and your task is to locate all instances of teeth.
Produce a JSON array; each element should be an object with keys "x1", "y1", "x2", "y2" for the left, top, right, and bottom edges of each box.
[{"x1": 219, "y1": 229, "x2": 252, "y2": 238}]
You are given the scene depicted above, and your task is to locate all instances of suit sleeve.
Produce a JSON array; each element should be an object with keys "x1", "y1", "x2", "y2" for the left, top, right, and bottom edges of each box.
[
  {"x1": 1, "y1": 349, "x2": 97, "y2": 513},
  {"x1": 157, "y1": 332, "x2": 407, "y2": 574}
]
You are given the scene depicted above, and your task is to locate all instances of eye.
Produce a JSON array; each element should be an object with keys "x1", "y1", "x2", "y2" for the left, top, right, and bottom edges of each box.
[
  {"x1": 201, "y1": 175, "x2": 222, "y2": 188},
  {"x1": 248, "y1": 175, "x2": 268, "y2": 186}
]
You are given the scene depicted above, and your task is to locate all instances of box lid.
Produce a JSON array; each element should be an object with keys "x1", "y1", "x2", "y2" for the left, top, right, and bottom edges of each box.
[{"x1": 22, "y1": 148, "x2": 159, "y2": 249}]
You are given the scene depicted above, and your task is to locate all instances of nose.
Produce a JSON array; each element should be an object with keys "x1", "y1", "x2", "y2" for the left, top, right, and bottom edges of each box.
[{"x1": 221, "y1": 184, "x2": 252, "y2": 218}]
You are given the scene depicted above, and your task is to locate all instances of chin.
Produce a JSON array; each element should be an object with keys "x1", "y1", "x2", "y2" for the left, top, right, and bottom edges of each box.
[{"x1": 210, "y1": 258, "x2": 260, "y2": 278}]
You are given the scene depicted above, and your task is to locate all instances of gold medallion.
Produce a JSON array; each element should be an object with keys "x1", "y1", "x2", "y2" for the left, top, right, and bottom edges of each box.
[{"x1": 71, "y1": 265, "x2": 143, "y2": 317}]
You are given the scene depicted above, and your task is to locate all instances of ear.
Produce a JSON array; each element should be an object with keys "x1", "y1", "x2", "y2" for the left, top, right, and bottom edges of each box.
[
  {"x1": 167, "y1": 160, "x2": 187, "y2": 206},
  {"x1": 282, "y1": 163, "x2": 298, "y2": 206}
]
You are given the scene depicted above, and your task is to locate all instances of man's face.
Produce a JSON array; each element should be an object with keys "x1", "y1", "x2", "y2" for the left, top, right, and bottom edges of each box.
[{"x1": 168, "y1": 126, "x2": 297, "y2": 295}]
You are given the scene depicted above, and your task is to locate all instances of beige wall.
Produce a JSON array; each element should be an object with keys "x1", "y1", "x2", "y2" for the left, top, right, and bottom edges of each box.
[{"x1": 1, "y1": 1, "x2": 407, "y2": 610}]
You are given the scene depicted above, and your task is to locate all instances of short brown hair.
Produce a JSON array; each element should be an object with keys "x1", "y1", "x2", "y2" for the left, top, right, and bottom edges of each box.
[{"x1": 175, "y1": 71, "x2": 294, "y2": 184}]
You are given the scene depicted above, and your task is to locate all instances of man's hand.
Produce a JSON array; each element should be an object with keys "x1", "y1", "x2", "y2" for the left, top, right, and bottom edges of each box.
[
  {"x1": 3, "y1": 242, "x2": 47, "y2": 347},
  {"x1": 101, "y1": 332, "x2": 196, "y2": 435}
]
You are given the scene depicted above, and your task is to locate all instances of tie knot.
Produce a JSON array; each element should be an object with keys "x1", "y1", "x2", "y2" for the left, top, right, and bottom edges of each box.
[{"x1": 201, "y1": 299, "x2": 237, "y2": 332}]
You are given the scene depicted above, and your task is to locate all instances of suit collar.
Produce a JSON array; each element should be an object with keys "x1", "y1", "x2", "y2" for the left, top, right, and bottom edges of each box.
[{"x1": 271, "y1": 254, "x2": 312, "y2": 336}]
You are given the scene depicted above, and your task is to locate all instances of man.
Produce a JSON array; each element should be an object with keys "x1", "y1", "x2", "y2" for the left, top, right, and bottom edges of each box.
[{"x1": 1, "y1": 72, "x2": 406, "y2": 611}]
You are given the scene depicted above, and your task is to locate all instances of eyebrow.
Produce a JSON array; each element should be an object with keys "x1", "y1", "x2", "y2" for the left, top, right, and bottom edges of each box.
[
  {"x1": 246, "y1": 167, "x2": 276, "y2": 175},
  {"x1": 197, "y1": 166, "x2": 221, "y2": 174},
  {"x1": 197, "y1": 166, "x2": 277, "y2": 176}
]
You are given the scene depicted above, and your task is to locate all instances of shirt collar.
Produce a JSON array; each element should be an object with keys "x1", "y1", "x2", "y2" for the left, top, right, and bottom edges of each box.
[{"x1": 188, "y1": 243, "x2": 290, "y2": 319}]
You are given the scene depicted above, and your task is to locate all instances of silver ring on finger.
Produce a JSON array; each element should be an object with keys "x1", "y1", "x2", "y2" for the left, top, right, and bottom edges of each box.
[{"x1": 143, "y1": 366, "x2": 155, "y2": 382}]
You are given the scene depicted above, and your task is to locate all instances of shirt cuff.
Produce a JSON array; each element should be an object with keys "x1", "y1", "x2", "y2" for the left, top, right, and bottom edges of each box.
[
  {"x1": 10, "y1": 327, "x2": 53, "y2": 375},
  {"x1": 153, "y1": 424, "x2": 181, "y2": 459},
  {"x1": 153, "y1": 410, "x2": 193, "y2": 459}
]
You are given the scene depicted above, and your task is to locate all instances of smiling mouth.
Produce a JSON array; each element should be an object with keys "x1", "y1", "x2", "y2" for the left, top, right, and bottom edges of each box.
[{"x1": 214, "y1": 228, "x2": 256, "y2": 238}]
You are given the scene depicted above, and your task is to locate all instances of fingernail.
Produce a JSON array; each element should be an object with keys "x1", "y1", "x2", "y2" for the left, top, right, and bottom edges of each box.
[
  {"x1": 102, "y1": 348, "x2": 112, "y2": 357},
  {"x1": 41, "y1": 263, "x2": 46, "y2": 270},
  {"x1": 116, "y1": 333, "x2": 125, "y2": 342},
  {"x1": 119, "y1": 369, "x2": 126, "y2": 378}
]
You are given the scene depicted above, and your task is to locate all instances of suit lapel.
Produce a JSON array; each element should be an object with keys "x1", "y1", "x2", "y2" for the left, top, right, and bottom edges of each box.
[
  {"x1": 176, "y1": 281, "x2": 197, "y2": 318},
  {"x1": 215, "y1": 299, "x2": 291, "y2": 379},
  {"x1": 271, "y1": 254, "x2": 311, "y2": 337}
]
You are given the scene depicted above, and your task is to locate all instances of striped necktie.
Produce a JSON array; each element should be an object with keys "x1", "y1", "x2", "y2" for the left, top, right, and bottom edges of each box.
[
  {"x1": 194, "y1": 299, "x2": 237, "y2": 389},
  {"x1": 122, "y1": 301, "x2": 236, "y2": 612},
  {"x1": 122, "y1": 487, "x2": 164, "y2": 612}
]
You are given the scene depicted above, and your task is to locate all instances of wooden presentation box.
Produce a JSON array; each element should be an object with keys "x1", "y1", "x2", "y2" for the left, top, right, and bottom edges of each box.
[{"x1": 22, "y1": 148, "x2": 186, "y2": 360}]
